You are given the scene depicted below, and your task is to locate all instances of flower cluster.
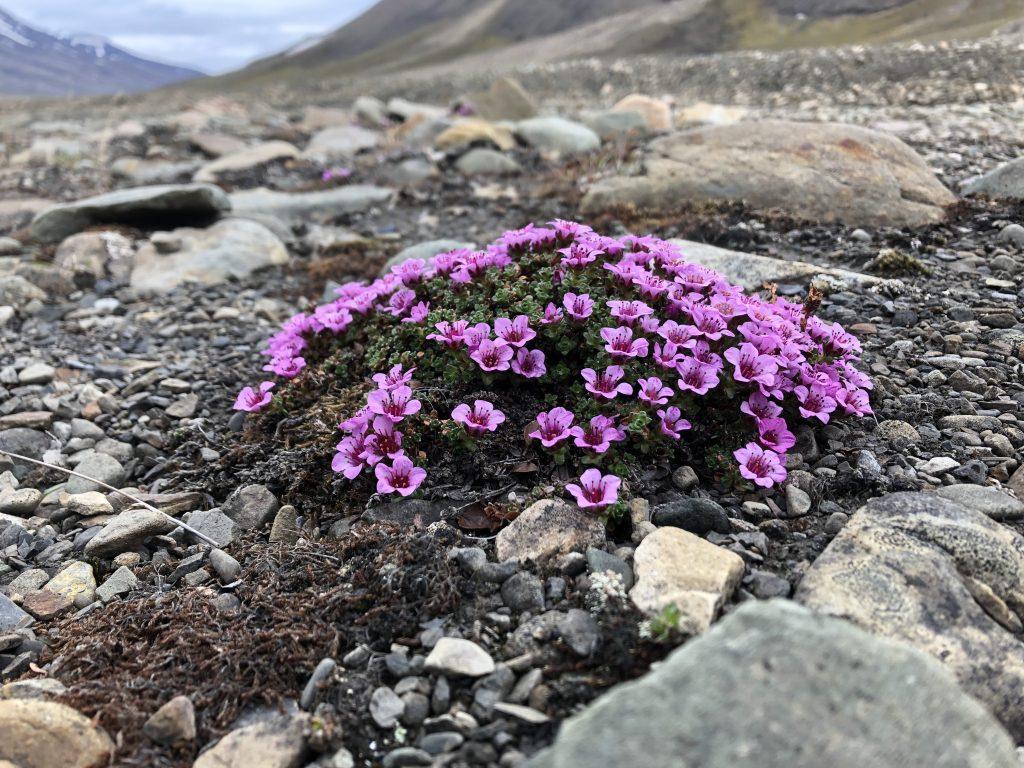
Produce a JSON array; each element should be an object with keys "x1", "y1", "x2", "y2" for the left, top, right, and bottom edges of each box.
[{"x1": 239, "y1": 221, "x2": 871, "y2": 508}]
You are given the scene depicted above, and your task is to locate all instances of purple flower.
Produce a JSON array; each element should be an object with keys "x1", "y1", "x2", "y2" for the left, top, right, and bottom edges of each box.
[
  {"x1": 676, "y1": 357, "x2": 719, "y2": 396},
  {"x1": 582, "y1": 366, "x2": 633, "y2": 400},
  {"x1": 367, "y1": 385, "x2": 422, "y2": 423},
  {"x1": 452, "y1": 400, "x2": 506, "y2": 435},
  {"x1": 427, "y1": 320, "x2": 468, "y2": 348},
  {"x1": 374, "y1": 455, "x2": 427, "y2": 496},
  {"x1": 724, "y1": 343, "x2": 779, "y2": 389},
  {"x1": 686, "y1": 339, "x2": 723, "y2": 371},
  {"x1": 339, "y1": 407, "x2": 372, "y2": 437},
  {"x1": 632, "y1": 272, "x2": 668, "y2": 300},
  {"x1": 607, "y1": 300, "x2": 654, "y2": 326},
  {"x1": 362, "y1": 416, "x2": 404, "y2": 465},
  {"x1": 529, "y1": 407, "x2": 575, "y2": 448},
  {"x1": 570, "y1": 415, "x2": 626, "y2": 454},
  {"x1": 470, "y1": 339, "x2": 514, "y2": 372},
  {"x1": 657, "y1": 407, "x2": 691, "y2": 439},
  {"x1": 494, "y1": 315, "x2": 536, "y2": 347},
  {"x1": 461, "y1": 322, "x2": 491, "y2": 351},
  {"x1": 403, "y1": 301, "x2": 430, "y2": 324},
  {"x1": 563, "y1": 293, "x2": 594, "y2": 321},
  {"x1": 734, "y1": 442, "x2": 787, "y2": 488},
  {"x1": 541, "y1": 303, "x2": 563, "y2": 325},
  {"x1": 511, "y1": 348, "x2": 546, "y2": 378},
  {"x1": 637, "y1": 376, "x2": 673, "y2": 406},
  {"x1": 835, "y1": 387, "x2": 872, "y2": 417},
  {"x1": 741, "y1": 392, "x2": 783, "y2": 421},
  {"x1": 604, "y1": 259, "x2": 645, "y2": 285},
  {"x1": 653, "y1": 341, "x2": 684, "y2": 371},
  {"x1": 657, "y1": 320, "x2": 699, "y2": 347},
  {"x1": 601, "y1": 326, "x2": 649, "y2": 360},
  {"x1": 313, "y1": 304, "x2": 353, "y2": 334},
  {"x1": 558, "y1": 242, "x2": 602, "y2": 269},
  {"x1": 566, "y1": 468, "x2": 621, "y2": 510},
  {"x1": 233, "y1": 382, "x2": 274, "y2": 412},
  {"x1": 794, "y1": 384, "x2": 838, "y2": 424},
  {"x1": 757, "y1": 417, "x2": 796, "y2": 453},
  {"x1": 332, "y1": 435, "x2": 367, "y2": 479},
  {"x1": 382, "y1": 289, "x2": 416, "y2": 317},
  {"x1": 689, "y1": 307, "x2": 733, "y2": 341},
  {"x1": 392, "y1": 258, "x2": 427, "y2": 285},
  {"x1": 263, "y1": 356, "x2": 306, "y2": 379},
  {"x1": 372, "y1": 364, "x2": 416, "y2": 391}
]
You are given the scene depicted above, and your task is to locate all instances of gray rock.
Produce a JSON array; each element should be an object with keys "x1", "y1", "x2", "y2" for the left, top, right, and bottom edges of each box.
[
  {"x1": 209, "y1": 548, "x2": 241, "y2": 582},
  {"x1": 17, "y1": 363, "x2": 54, "y2": 385},
  {"x1": 303, "y1": 125, "x2": 379, "y2": 161},
  {"x1": 95, "y1": 566, "x2": 138, "y2": 602},
  {"x1": 382, "y1": 747, "x2": 432, "y2": 768},
  {"x1": 0, "y1": 429, "x2": 51, "y2": 478},
  {"x1": 30, "y1": 183, "x2": 230, "y2": 243},
  {"x1": 501, "y1": 572, "x2": 545, "y2": 613},
  {"x1": 222, "y1": 484, "x2": 279, "y2": 531},
  {"x1": 186, "y1": 510, "x2": 237, "y2": 546},
  {"x1": 514, "y1": 117, "x2": 601, "y2": 155},
  {"x1": 963, "y1": 158, "x2": 1024, "y2": 199},
  {"x1": 53, "y1": 231, "x2": 134, "y2": 283},
  {"x1": 797, "y1": 492, "x2": 1024, "y2": 739},
  {"x1": 143, "y1": 695, "x2": 196, "y2": 745},
  {"x1": 130, "y1": 219, "x2": 287, "y2": 294},
  {"x1": 84, "y1": 510, "x2": 176, "y2": 558},
  {"x1": 269, "y1": 504, "x2": 300, "y2": 543},
  {"x1": 300, "y1": 657, "x2": 336, "y2": 710},
  {"x1": 382, "y1": 239, "x2": 475, "y2": 275},
  {"x1": 558, "y1": 609, "x2": 600, "y2": 657},
  {"x1": 495, "y1": 499, "x2": 606, "y2": 565},
  {"x1": 194, "y1": 141, "x2": 300, "y2": 183},
  {"x1": 353, "y1": 95, "x2": 390, "y2": 128},
  {"x1": 997, "y1": 223, "x2": 1024, "y2": 247},
  {"x1": 528, "y1": 601, "x2": 1018, "y2": 768},
  {"x1": 193, "y1": 713, "x2": 309, "y2": 768},
  {"x1": 66, "y1": 453, "x2": 125, "y2": 494},
  {"x1": 581, "y1": 110, "x2": 648, "y2": 140},
  {"x1": 0, "y1": 594, "x2": 32, "y2": 631},
  {"x1": 0, "y1": 275, "x2": 46, "y2": 308},
  {"x1": 467, "y1": 77, "x2": 537, "y2": 122},
  {"x1": 424, "y1": 638, "x2": 495, "y2": 677},
  {"x1": 667, "y1": 239, "x2": 880, "y2": 292},
  {"x1": 933, "y1": 484, "x2": 1024, "y2": 520},
  {"x1": 585, "y1": 547, "x2": 633, "y2": 589},
  {"x1": 0, "y1": 488, "x2": 42, "y2": 516},
  {"x1": 370, "y1": 686, "x2": 405, "y2": 728},
  {"x1": 454, "y1": 148, "x2": 521, "y2": 176},
  {"x1": 112, "y1": 158, "x2": 200, "y2": 186},
  {"x1": 231, "y1": 186, "x2": 393, "y2": 224},
  {"x1": 650, "y1": 498, "x2": 730, "y2": 536},
  {"x1": 582, "y1": 121, "x2": 955, "y2": 227}
]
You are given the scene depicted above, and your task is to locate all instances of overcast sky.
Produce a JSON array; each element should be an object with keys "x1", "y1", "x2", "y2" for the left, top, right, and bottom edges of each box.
[{"x1": 3, "y1": 0, "x2": 378, "y2": 73}]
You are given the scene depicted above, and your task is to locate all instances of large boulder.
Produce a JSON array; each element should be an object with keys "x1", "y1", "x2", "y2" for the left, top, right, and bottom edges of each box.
[
  {"x1": 528, "y1": 601, "x2": 1018, "y2": 768},
  {"x1": 797, "y1": 492, "x2": 1024, "y2": 739},
  {"x1": 582, "y1": 121, "x2": 955, "y2": 227},
  {"x1": 194, "y1": 141, "x2": 300, "y2": 183},
  {"x1": 231, "y1": 186, "x2": 393, "y2": 224},
  {"x1": 0, "y1": 699, "x2": 115, "y2": 768},
  {"x1": 514, "y1": 117, "x2": 601, "y2": 155},
  {"x1": 30, "y1": 184, "x2": 230, "y2": 244},
  {"x1": 130, "y1": 218, "x2": 287, "y2": 293},
  {"x1": 962, "y1": 157, "x2": 1024, "y2": 199}
]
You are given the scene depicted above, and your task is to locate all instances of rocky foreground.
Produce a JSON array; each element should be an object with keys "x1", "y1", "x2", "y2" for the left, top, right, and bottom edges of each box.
[{"x1": 1, "y1": 39, "x2": 1024, "y2": 768}]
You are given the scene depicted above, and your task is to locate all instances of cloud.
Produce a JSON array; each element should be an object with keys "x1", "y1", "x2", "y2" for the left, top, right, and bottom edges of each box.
[{"x1": 1, "y1": 0, "x2": 377, "y2": 73}]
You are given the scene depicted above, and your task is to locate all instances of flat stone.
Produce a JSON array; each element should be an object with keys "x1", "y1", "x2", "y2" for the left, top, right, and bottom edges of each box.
[
  {"x1": 62, "y1": 491, "x2": 113, "y2": 517},
  {"x1": 455, "y1": 148, "x2": 522, "y2": 176},
  {"x1": 0, "y1": 488, "x2": 42, "y2": 516},
  {"x1": 65, "y1": 452, "x2": 125, "y2": 494},
  {"x1": 95, "y1": 566, "x2": 138, "y2": 602},
  {"x1": 797, "y1": 491, "x2": 1024, "y2": 739},
  {"x1": 84, "y1": 510, "x2": 176, "y2": 558},
  {"x1": 0, "y1": 275, "x2": 45, "y2": 307},
  {"x1": 165, "y1": 393, "x2": 200, "y2": 418},
  {"x1": 495, "y1": 499, "x2": 606, "y2": 565},
  {"x1": 43, "y1": 561, "x2": 96, "y2": 608},
  {"x1": 222, "y1": 484, "x2": 279, "y2": 531},
  {"x1": 131, "y1": 218, "x2": 287, "y2": 294},
  {"x1": 668, "y1": 239, "x2": 880, "y2": 292},
  {"x1": 30, "y1": 184, "x2": 230, "y2": 244},
  {"x1": 919, "y1": 456, "x2": 959, "y2": 474},
  {"x1": 0, "y1": 699, "x2": 115, "y2": 768},
  {"x1": 0, "y1": 412, "x2": 53, "y2": 430},
  {"x1": 302, "y1": 125, "x2": 379, "y2": 161},
  {"x1": 0, "y1": 595, "x2": 32, "y2": 632},
  {"x1": 629, "y1": 526, "x2": 745, "y2": 632},
  {"x1": 514, "y1": 117, "x2": 600, "y2": 155},
  {"x1": 185, "y1": 510, "x2": 237, "y2": 546},
  {"x1": 933, "y1": 484, "x2": 1024, "y2": 521},
  {"x1": 194, "y1": 141, "x2": 300, "y2": 182},
  {"x1": 193, "y1": 713, "x2": 309, "y2": 768},
  {"x1": 492, "y1": 702, "x2": 550, "y2": 724},
  {"x1": 0, "y1": 429, "x2": 50, "y2": 478},
  {"x1": 424, "y1": 638, "x2": 495, "y2": 677},
  {"x1": 21, "y1": 590, "x2": 74, "y2": 621},
  {"x1": 435, "y1": 119, "x2": 516, "y2": 152},
  {"x1": 527, "y1": 601, "x2": 1018, "y2": 768},
  {"x1": 230, "y1": 186, "x2": 393, "y2": 224},
  {"x1": 16, "y1": 364, "x2": 54, "y2": 385},
  {"x1": 370, "y1": 687, "x2": 405, "y2": 729},
  {"x1": 963, "y1": 157, "x2": 1024, "y2": 199},
  {"x1": 650, "y1": 498, "x2": 730, "y2": 535},
  {"x1": 582, "y1": 121, "x2": 955, "y2": 227}
]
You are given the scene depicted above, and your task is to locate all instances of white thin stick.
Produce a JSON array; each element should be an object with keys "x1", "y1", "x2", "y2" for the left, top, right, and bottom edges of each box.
[{"x1": 0, "y1": 449, "x2": 220, "y2": 548}]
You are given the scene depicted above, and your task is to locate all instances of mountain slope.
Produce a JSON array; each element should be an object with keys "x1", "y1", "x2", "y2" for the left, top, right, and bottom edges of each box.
[
  {"x1": 228, "y1": 0, "x2": 1024, "y2": 85},
  {"x1": 0, "y1": 6, "x2": 202, "y2": 97}
]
